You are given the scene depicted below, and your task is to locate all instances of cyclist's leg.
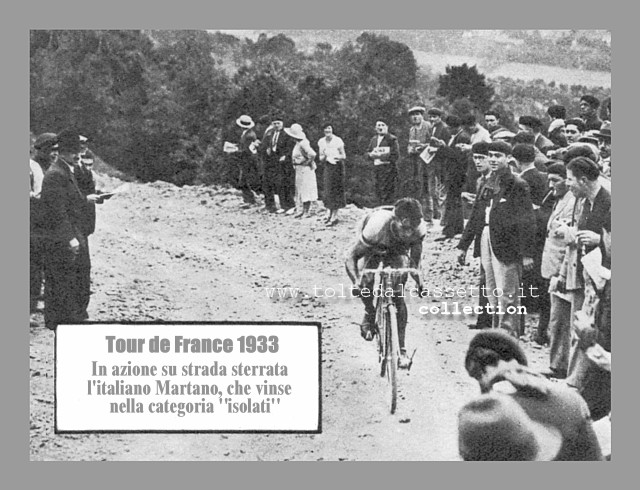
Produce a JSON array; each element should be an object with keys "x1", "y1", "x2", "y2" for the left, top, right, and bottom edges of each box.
[
  {"x1": 359, "y1": 254, "x2": 382, "y2": 340},
  {"x1": 388, "y1": 254, "x2": 412, "y2": 368}
]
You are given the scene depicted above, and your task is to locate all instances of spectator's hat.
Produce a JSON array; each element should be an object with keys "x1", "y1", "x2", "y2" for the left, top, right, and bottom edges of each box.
[
  {"x1": 458, "y1": 393, "x2": 562, "y2": 461},
  {"x1": 236, "y1": 115, "x2": 255, "y2": 129},
  {"x1": 284, "y1": 123, "x2": 306, "y2": 140},
  {"x1": 34, "y1": 132, "x2": 58, "y2": 151},
  {"x1": 79, "y1": 134, "x2": 89, "y2": 143},
  {"x1": 465, "y1": 330, "x2": 528, "y2": 372},
  {"x1": 488, "y1": 140, "x2": 513, "y2": 156},
  {"x1": 56, "y1": 129, "x2": 82, "y2": 153},
  {"x1": 593, "y1": 121, "x2": 611, "y2": 142},
  {"x1": 427, "y1": 107, "x2": 444, "y2": 117},
  {"x1": 578, "y1": 132, "x2": 600, "y2": 146},
  {"x1": 519, "y1": 115, "x2": 543, "y2": 131},
  {"x1": 547, "y1": 104, "x2": 566, "y2": 120},
  {"x1": 408, "y1": 106, "x2": 426, "y2": 115},
  {"x1": 580, "y1": 95, "x2": 600, "y2": 109},
  {"x1": 563, "y1": 142, "x2": 600, "y2": 164},
  {"x1": 491, "y1": 130, "x2": 516, "y2": 142},
  {"x1": 471, "y1": 142, "x2": 490, "y2": 156}
]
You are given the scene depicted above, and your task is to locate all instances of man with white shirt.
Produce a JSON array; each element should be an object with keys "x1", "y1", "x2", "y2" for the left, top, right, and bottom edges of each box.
[
  {"x1": 480, "y1": 141, "x2": 536, "y2": 337},
  {"x1": 540, "y1": 163, "x2": 576, "y2": 379},
  {"x1": 40, "y1": 129, "x2": 102, "y2": 330},
  {"x1": 366, "y1": 120, "x2": 399, "y2": 205}
]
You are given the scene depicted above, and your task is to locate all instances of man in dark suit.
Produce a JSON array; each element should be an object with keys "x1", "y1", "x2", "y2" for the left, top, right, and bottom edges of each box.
[
  {"x1": 457, "y1": 142, "x2": 494, "y2": 330},
  {"x1": 480, "y1": 141, "x2": 536, "y2": 337},
  {"x1": 260, "y1": 111, "x2": 297, "y2": 214},
  {"x1": 436, "y1": 114, "x2": 469, "y2": 240},
  {"x1": 519, "y1": 116, "x2": 555, "y2": 156},
  {"x1": 579, "y1": 95, "x2": 603, "y2": 131},
  {"x1": 564, "y1": 156, "x2": 611, "y2": 393},
  {"x1": 30, "y1": 133, "x2": 59, "y2": 314},
  {"x1": 426, "y1": 108, "x2": 450, "y2": 220},
  {"x1": 40, "y1": 129, "x2": 102, "y2": 330},
  {"x1": 74, "y1": 144, "x2": 100, "y2": 319},
  {"x1": 366, "y1": 120, "x2": 400, "y2": 206},
  {"x1": 513, "y1": 143, "x2": 552, "y2": 340}
]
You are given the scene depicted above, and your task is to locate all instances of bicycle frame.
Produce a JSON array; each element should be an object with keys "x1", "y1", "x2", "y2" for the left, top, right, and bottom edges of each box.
[{"x1": 360, "y1": 264, "x2": 420, "y2": 414}]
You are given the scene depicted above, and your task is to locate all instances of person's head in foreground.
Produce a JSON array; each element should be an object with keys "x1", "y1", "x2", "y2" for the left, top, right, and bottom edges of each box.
[
  {"x1": 458, "y1": 393, "x2": 562, "y2": 461},
  {"x1": 464, "y1": 330, "x2": 528, "y2": 393}
]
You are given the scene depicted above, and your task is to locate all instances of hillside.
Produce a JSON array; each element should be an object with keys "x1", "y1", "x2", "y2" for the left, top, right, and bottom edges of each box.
[{"x1": 217, "y1": 29, "x2": 611, "y2": 88}]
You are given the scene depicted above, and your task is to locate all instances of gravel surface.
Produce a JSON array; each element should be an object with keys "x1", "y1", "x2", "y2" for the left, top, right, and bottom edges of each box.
[{"x1": 29, "y1": 175, "x2": 554, "y2": 461}]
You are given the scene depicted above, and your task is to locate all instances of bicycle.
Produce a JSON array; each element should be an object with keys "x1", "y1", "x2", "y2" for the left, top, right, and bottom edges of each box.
[{"x1": 360, "y1": 264, "x2": 421, "y2": 414}]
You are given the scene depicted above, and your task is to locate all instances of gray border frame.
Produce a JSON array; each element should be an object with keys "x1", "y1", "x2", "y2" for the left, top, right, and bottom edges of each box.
[{"x1": 11, "y1": 0, "x2": 627, "y2": 486}]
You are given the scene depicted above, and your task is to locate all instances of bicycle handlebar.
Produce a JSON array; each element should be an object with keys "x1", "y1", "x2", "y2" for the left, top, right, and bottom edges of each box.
[{"x1": 360, "y1": 267, "x2": 421, "y2": 275}]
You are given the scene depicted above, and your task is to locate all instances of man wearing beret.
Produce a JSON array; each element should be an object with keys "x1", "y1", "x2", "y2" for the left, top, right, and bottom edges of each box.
[
  {"x1": 367, "y1": 120, "x2": 400, "y2": 206},
  {"x1": 484, "y1": 110, "x2": 508, "y2": 140},
  {"x1": 579, "y1": 95, "x2": 603, "y2": 131},
  {"x1": 40, "y1": 129, "x2": 102, "y2": 329},
  {"x1": 30, "y1": 133, "x2": 59, "y2": 315}
]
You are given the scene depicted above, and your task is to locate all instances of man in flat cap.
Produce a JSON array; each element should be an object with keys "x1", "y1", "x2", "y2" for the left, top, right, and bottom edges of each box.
[
  {"x1": 546, "y1": 105, "x2": 568, "y2": 149},
  {"x1": 406, "y1": 106, "x2": 433, "y2": 220},
  {"x1": 30, "y1": 133, "x2": 59, "y2": 315},
  {"x1": 367, "y1": 120, "x2": 400, "y2": 205},
  {"x1": 484, "y1": 110, "x2": 508, "y2": 140},
  {"x1": 436, "y1": 114, "x2": 470, "y2": 240},
  {"x1": 40, "y1": 129, "x2": 102, "y2": 329},
  {"x1": 579, "y1": 95, "x2": 603, "y2": 131},
  {"x1": 426, "y1": 108, "x2": 451, "y2": 220}
]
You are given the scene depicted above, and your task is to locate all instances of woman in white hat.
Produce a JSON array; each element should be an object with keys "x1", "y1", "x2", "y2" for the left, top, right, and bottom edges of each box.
[{"x1": 285, "y1": 123, "x2": 318, "y2": 218}]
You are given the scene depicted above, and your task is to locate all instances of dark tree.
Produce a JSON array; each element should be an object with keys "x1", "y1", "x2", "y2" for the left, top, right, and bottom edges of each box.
[{"x1": 437, "y1": 63, "x2": 494, "y2": 113}]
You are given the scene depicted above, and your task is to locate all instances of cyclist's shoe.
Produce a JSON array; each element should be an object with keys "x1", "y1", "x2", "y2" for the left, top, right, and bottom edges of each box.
[
  {"x1": 360, "y1": 314, "x2": 375, "y2": 341},
  {"x1": 398, "y1": 350, "x2": 411, "y2": 370}
]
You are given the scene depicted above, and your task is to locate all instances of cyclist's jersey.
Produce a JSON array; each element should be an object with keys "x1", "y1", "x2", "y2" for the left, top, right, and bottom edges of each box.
[{"x1": 358, "y1": 207, "x2": 427, "y2": 256}]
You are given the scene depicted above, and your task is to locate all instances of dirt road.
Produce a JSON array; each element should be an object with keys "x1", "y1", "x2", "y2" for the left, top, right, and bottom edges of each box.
[{"x1": 29, "y1": 176, "x2": 551, "y2": 461}]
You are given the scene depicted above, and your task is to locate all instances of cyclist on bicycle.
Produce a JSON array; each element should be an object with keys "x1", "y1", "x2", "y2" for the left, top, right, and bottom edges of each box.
[{"x1": 345, "y1": 197, "x2": 427, "y2": 369}]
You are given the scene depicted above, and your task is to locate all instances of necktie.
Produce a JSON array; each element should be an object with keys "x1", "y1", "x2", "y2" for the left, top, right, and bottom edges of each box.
[
  {"x1": 272, "y1": 131, "x2": 279, "y2": 150},
  {"x1": 578, "y1": 198, "x2": 592, "y2": 230}
]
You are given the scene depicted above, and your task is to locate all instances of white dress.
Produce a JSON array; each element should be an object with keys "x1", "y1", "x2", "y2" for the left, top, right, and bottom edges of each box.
[{"x1": 292, "y1": 139, "x2": 318, "y2": 203}]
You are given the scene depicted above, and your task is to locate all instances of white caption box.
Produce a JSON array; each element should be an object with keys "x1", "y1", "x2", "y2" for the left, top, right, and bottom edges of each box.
[{"x1": 56, "y1": 323, "x2": 320, "y2": 432}]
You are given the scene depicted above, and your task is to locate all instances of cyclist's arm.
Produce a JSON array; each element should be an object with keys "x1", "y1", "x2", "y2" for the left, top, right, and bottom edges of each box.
[
  {"x1": 409, "y1": 241, "x2": 424, "y2": 288},
  {"x1": 345, "y1": 240, "x2": 370, "y2": 286}
]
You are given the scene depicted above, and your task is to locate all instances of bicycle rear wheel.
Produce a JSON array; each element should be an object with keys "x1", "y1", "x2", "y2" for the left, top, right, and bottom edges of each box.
[{"x1": 386, "y1": 304, "x2": 399, "y2": 414}]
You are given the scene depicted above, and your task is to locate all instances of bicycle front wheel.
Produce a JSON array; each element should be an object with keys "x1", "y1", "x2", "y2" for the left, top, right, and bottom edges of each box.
[{"x1": 386, "y1": 304, "x2": 399, "y2": 414}]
